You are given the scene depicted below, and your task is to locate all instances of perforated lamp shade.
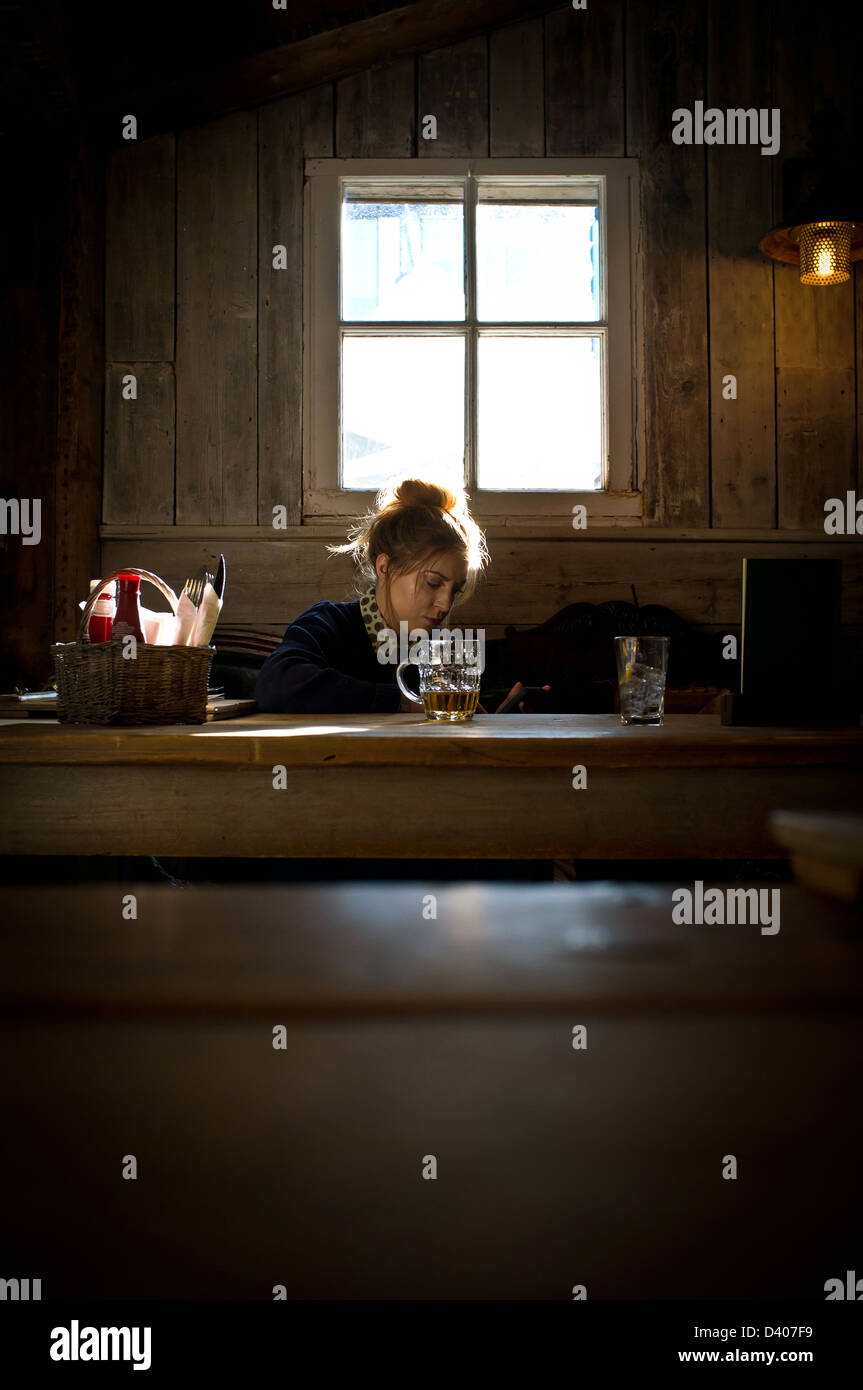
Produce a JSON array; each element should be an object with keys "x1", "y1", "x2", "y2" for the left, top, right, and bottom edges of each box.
[
  {"x1": 796, "y1": 222, "x2": 853, "y2": 285},
  {"x1": 758, "y1": 157, "x2": 863, "y2": 286}
]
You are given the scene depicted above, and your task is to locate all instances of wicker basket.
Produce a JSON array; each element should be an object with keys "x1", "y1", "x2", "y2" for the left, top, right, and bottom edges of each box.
[{"x1": 52, "y1": 568, "x2": 214, "y2": 725}]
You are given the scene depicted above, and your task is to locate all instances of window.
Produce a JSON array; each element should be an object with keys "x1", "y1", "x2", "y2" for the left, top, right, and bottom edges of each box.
[{"x1": 304, "y1": 159, "x2": 640, "y2": 522}]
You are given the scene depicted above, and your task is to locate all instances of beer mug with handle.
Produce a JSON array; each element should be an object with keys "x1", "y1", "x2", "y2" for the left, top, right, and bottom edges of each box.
[{"x1": 396, "y1": 635, "x2": 483, "y2": 722}]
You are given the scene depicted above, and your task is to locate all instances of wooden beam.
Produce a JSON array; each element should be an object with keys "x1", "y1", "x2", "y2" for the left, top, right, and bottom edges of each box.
[{"x1": 95, "y1": 0, "x2": 563, "y2": 138}]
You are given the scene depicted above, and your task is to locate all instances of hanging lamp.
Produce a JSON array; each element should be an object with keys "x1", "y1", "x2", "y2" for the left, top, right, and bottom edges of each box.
[{"x1": 759, "y1": 156, "x2": 862, "y2": 286}]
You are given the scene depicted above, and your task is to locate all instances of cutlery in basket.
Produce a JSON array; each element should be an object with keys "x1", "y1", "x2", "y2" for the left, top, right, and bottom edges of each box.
[
  {"x1": 191, "y1": 554, "x2": 226, "y2": 649},
  {"x1": 175, "y1": 565, "x2": 212, "y2": 645}
]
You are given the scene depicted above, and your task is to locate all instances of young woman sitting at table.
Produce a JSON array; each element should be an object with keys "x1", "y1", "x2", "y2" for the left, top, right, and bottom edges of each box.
[{"x1": 255, "y1": 476, "x2": 530, "y2": 715}]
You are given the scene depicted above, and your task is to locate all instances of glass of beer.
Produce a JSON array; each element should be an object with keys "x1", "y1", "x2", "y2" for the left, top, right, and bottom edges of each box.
[{"x1": 396, "y1": 636, "x2": 483, "y2": 722}]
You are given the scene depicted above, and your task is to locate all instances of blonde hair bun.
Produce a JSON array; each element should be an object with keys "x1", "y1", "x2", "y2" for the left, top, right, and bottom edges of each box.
[
  {"x1": 327, "y1": 472, "x2": 488, "y2": 599},
  {"x1": 392, "y1": 478, "x2": 461, "y2": 514}
]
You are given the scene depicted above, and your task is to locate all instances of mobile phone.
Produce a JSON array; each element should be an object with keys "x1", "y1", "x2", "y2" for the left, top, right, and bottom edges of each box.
[{"x1": 494, "y1": 685, "x2": 546, "y2": 714}]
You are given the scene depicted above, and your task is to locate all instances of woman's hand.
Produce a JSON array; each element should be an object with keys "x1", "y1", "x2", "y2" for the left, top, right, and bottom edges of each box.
[
  {"x1": 477, "y1": 682, "x2": 524, "y2": 714},
  {"x1": 477, "y1": 681, "x2": 552, "y2": 714},
  {"x1": 495, "y1": 681, "x2": 525, "y2": 713},
  {"x1": 514, "y1": 683, "x2": 551, "y2": 712}
]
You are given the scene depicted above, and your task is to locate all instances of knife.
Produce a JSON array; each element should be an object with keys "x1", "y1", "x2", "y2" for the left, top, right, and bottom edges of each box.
[{"x1": 191, "y1": 556, "x2": 225, "y2": 647}]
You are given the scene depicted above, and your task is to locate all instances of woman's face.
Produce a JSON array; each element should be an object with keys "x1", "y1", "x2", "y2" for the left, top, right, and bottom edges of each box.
[{"x1": 375, "y1": 549, "x2": 469, "y2": 632}]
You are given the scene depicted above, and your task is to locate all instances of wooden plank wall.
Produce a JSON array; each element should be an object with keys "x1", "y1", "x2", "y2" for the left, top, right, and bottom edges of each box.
[
  {"x1": 771, "y1": 0, "x2": 857, "y2": 529},
  {"x1": 176, "y1": 112, "x2": 258, "y2": 525},
  {"x1": 259, "y1": 87, "x2": 333, "y2": 525},
  {"x1": 0, "y1": 129, "x2": 61, "y2": 685},
  {"x1": 101, "y1": 536, "x2": 863, "y2": 634},
  {"x1": 104, "y1": 134, "x2": 175, "y2": 527},
  {"x1": 55, "y1": 121, "x2": 105, "y2": 643},
  {"x1": 100, "y1": 0, "x2": 862, "y2": 637},
  {"x1": 627, "y1": 0, "x2": 709, "y2": 526},
  {"x1": 706, "y1": 0, "x2": 775, "y2": 529}
]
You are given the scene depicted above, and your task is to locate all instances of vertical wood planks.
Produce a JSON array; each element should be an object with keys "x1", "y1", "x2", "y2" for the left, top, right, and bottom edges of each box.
[
  {"x1": 336, "y1": 61, "x2": 415, "y2": 157},
  {"x1": 104, "y1": 133, "x2": 175, "y2": 527},
  {"x1": 176, "y1": 112, "x2": 257, "y2": 525},
  {"x1": 418, "y1": 37, "x2": 488, "y2": 157},
  {"x1": 258, "y1": 86, "x2": 333, "y2": 528},
  {"x1": 55, "y1": 125, "x2": 103, "y2": 642},
  {"x1": 772, "y1": 0, "x2": 856, "y2": 529},
  {"x1": 94, "y1": 6, "x2": 860, "y2": 550},
  {"x1": 490, "y1": 20, "x2": 544, "y2": 157},
  {"x1": 707, "y1": 0, "x2": 776, "y2": 528},
  {"x1": 544, "y1": 2, "x2": 624, "y2": 156},
  {"x1": 103, "y1": 364, "x2": 174, "y2": 525},
  {"x1": 627, "y1": 0, "x2": 709, "y2": 526},
  {"x1": 105, "y1": 135, "x2": 175, "y2": 362},
  {"x1": 1, "y1": 133, "x2": 61, "y2": 682},
  {"x1": 857, "y1": 264, "x2": 863, "y2": 495}
]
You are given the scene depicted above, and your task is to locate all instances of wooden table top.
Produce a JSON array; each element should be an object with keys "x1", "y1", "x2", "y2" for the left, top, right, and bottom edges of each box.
[
  {"x1": 1, "y1": 712, "x2": 861, "y2": 768},
  {"x1": 2, "y1": 882, "x2": 861, "y2": 1017}
]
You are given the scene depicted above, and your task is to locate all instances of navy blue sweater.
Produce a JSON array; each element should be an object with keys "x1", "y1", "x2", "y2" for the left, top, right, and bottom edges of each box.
[{"x1": 255, "y1": 600, "x2": 403, "y2": 714}]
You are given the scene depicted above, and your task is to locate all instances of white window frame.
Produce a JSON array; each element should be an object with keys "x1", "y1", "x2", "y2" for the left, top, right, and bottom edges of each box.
[{"x1": 303, "y1": 158, "x2": 641, "y2": 523}]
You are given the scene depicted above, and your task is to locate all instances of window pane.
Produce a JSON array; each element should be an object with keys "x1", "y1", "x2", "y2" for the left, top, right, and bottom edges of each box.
[
  {"x1": 476, "y1": 203, "x2": 599, "y2": 322},
  {"x1": 342, "y1": 336, "x2": 465, "y2": 490},
  {"x1": 477, "y1": 336, "x2": 602, "y2": 491},
  {"x1": 342, "y1": 202, "x2": 465, "y2": 321}
]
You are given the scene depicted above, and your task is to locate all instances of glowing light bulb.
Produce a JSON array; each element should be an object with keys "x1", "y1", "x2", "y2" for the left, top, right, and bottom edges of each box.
[{"x1": 797, "y1": 222, "x2": 853, "y2": 285}]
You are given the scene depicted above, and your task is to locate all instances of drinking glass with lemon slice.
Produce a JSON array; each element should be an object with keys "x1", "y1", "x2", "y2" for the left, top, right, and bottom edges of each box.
[{"x1": 614, "y1": 636, "x2": 669, "y2": 726}]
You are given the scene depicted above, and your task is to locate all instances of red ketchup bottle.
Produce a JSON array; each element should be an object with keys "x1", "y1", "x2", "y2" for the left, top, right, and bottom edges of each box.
[
  {"x1": 111, "y1": 574, "x2": 146, "y2": 642},
  {"x1": 87, "y1": 581, "x2": 116, "y2": 643}
]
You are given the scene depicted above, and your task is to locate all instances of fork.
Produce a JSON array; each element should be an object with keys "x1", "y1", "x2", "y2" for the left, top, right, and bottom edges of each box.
[
  {"x1": 175, "y1": 566, "x2": 212, "y2": 644},
  {"x1": 182, "y1": 574, "x2": 204, "y2": 609},
  {"x1": 181, "y1": 566, "x2": 212, "y2": 610}
]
